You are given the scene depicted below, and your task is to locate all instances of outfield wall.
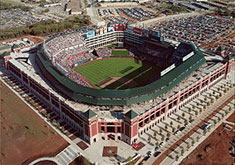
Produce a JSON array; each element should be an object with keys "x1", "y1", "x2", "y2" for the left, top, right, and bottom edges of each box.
[{"x1": 36, "y1": 42, "x2": 206, "y2": 105}]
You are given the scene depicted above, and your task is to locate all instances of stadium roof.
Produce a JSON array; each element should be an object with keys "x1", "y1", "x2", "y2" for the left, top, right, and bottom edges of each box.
[
  {"x1": 83, "y1": 109, "x2": 96, "y2": 119},
  {"x1": 12, "y1": 44, "x2": 19, "y2": 49},
  {"x1": 0, "y1": 45, "x2": 10, "y2": 51},
  {"x1": 125, "y1": 110, "x2": 138, "y2": 119}
]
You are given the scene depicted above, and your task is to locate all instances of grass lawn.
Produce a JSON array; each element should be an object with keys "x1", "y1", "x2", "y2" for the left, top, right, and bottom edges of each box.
[
  {"x1": 0, "y1": 81, "x2": 68, "y2": 164},
  {"x1": 111, "y1": 49, "x2": 129, "y2": 57},
  {"x1": 106, "y1": 43, "x2": 118, "y2": 48},
  {"x1": 74, "y1": 58, "x2": 159, "y2": 89}
]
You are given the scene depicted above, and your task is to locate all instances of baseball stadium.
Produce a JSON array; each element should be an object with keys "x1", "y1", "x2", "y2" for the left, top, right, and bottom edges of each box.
[{"x1": 5, "y1": 24, "x2": 232, "y2": 144}]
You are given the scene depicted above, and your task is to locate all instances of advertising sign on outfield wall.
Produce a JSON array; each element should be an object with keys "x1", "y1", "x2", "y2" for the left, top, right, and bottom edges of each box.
[
  {"x1": 86, "y1": 30, "x2": 95, "y2": 38},
  {"x1": 104, "y1": 27, "x2": 107, "y2": 33},
  {"x1": 126, "y1": 25, "x2": 134, "y2": 33},
  {"x1": 96, "y1": 29, "x2": 99, "y2": 35},
  {"x1": 183, "y1": 51, "x2": 194, "y2": 61},
  {"x1": 160, "y1": 63, "x2": 175, "y2": 76},
  {"x1": 108, "y1": 26, "x2": 114, "y2": 32},
  {"x1": 151, "y1": 30, "x2": 160, "y2": 37},
  {"x1": 134, "y1": 27, "x2": 142, "y2": 35},
  {"x1": 142, "y1": 29, "x2": 149, "y2": 38},
  {"x1": 100, "y1": 28, "x2": 104, "y2": 34}
]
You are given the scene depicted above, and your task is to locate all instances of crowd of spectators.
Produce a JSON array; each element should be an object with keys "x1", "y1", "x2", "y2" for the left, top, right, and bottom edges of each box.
[
  {"x1": 45, "y1": 32, "x2": 87, "y2": 56},
  {"x1": 95, "y1": 48, "x2": 112, "y2": 57},
  {"x1": 44, "y1": 31, "x2": 93, "y2": 87}
]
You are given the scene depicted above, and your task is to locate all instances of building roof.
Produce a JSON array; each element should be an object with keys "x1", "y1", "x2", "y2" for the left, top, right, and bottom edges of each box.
[
  {"x1": 1, "y1": 51, "x2": 10, "y2": 57},
  {"x1": 83, "y1": 109, "x2": 96, "y2": 119},
  {"x1": 0, "y1": 45, "x2": 10, "y2": 51},
  {"x1": 125, "y1": 110, "x2": 138, "y2": 119},
  {"x1": 12, "y1": 44, "x2": 19, "y2": 49},
  {"x1": 217, "y1": 46, "x2": 224, "y2": 52}
]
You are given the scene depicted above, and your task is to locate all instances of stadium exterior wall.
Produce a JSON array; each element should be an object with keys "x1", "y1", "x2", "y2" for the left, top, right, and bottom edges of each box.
[{"x1": 6, "y1": 57, "x2": 232, "y2": 145}]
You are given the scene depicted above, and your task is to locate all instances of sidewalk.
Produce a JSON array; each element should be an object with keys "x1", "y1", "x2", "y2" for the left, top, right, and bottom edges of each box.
[
  {"x1": 162, "y1": 99, "x2": 234, "y2": 165},
  {"x1": 145, "y1": 87, "x2": 234, "y2": 165}
]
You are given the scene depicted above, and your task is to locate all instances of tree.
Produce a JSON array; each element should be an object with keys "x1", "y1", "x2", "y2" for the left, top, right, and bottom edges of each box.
[
  {"x1": 170, "y1": 121, "x2": 173, "y2": 126},
  {"x1": 52, "y1": 119, "x2": 56, "y2": 124},
  {"x1": 219, "y1": 93, "x2": 222, "y2": 97},
  {"x1": 181, "y1": 148, "x2": 184, "y2": 156},
  {"x1": 218, "y1": 117, "x2": 221, "y2": 122},
  {"x1": 167, "y1": 132, "x2": 170, "y2": 138},
  {"x1": 61, "y1": 126, "x2": 65, "y2": 132},
  {"x1": 161, "y1": 136, "x2": 165, "y2": 142},
  {"x1": 188, "y1": 108, "x2": 192, "y2": 113},
  {"x1": 172, "y1": 127, "x2": 175, "y2": 133},
  {"x1": 57, "y1": 122, "x2": 60, "y2": 128},
  {"x1": 192, "y1": 105, "x2": 196, "y2": 110},
  {"x1": 160, "y1": 128, "x2": 163, "y2": 134},
  {"x1": 177, "y1": 125, "x2": 180, "y2": 130},
  {"x1": 211, "y1": 99, "x2": 214, "y2": 104},
  {"x1": 148, "y1": 136, "x2": 151, "y2": 143},
  {"x1": 175, "y1": 155, "x2": 179, "y2": 161},
  {"x1": 192, "y1": 139, "x2": 195, "y2": 146},
  {"x1": 183, "y1": 120, "x2": 187, "y2": 126},
  {"x1": 189, "y1": 115, "x2": 192, "y2": 121},
  {"x1": 199, "y1": 108, "x2": 202, "y2": 113},
  {"x1": 203, "y1": 129, "x2": 207, "y2": 136},
  {"x1": 165, "y1": 125, "x2": 168, "y2": 130},
  {"x1": 182, "y1": 113, "x2": 185, "y2": 118},
  {"x1": 195, "y1": 111, "x2": 198, "y2": 116},
  {"x1": 155, "y1": 142, "x2": 159, "y2": 147},
  {"x1": 225, "y1": 110, "x2": 228, "y2": 115},
  {"x1": 153, "y1": 132, "x2": 157, "y2": 139},
  {"x1": 196, "y1": 136, "x2": 199, "y2": 142},
  {"x1": 42, "y1": 111, "x2": 47, "y2": 116},
  {"x1": 187, "y1": 143, "x2": 190, "y2": 151},
  {"x1": 177, "y1": 116, "x2": 180, "y2": 121},
  {"x1": 213, "y1": 120, "x2": 217, "y2": 126},
  {"x1": 47, "y1": 113, "x2": 50, "y2": 120}
]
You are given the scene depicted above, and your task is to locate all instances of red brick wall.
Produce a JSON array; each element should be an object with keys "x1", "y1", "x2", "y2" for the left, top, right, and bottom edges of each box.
[
  {"x1": 91, "y1": 123, "x2": 97, "y2": 137},
  {"x1": 132, "y1": 123, "x2": 138, "y2": 137},
  {"x1": 125, "y1": 123, "x2": 130, "y2": 137}
]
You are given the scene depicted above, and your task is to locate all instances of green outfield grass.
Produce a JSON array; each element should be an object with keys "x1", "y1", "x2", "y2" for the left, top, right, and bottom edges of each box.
[
  {"x1": 74, "y1": 58, "x2": 160, "y2": 89},
  {"x1": 111, "y1": 49, "x2": 129, "y2": 57}
]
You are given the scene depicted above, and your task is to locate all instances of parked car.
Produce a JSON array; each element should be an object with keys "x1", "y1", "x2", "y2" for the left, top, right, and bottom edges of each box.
[
  {"x1": 166, "y1": 137, "x2": 170, "y2": 142},
  {"x1": 179, "y1": 126, "x2": 185, "y2": 132},
  {"x1": 174, "y1": 130, "x2": 180, "y2": 135},
  {"x1": 146, "y1": 151, "x2": 154, "y2": 156},
  {"x1": 143, "y1": 155, "x2": 150, "y2": 161},
  {"x1": 200, "y1": 123, "x2": 211, "y2": 130},
  {"x1": 154, "y1": 151, "x2": 161, "y2": 157}
]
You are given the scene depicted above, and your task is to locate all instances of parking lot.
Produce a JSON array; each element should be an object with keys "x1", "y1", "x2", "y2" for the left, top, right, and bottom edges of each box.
[
  {"x1": 97, "y1": 7, "x2": 155, "y2": 25},
  {"x1": 148, "y1": 15, "x2": 234, "y2": 48}
]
